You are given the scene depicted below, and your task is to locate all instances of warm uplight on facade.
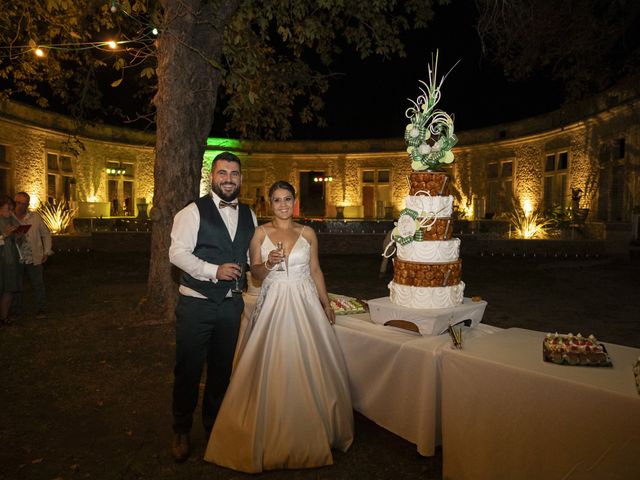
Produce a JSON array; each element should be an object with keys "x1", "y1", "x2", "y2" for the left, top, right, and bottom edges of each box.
[
  {"x1": 459, "y1": 203, "x2": 474, "y2": 220},
  {"x1": 87, "y1": 195, "x2": 99, "y2": 203},
  {"x1": 522, "y1": 199, "x2": 534, "y2": 217},
  {"x1": 456, "y1": 194, "x2": 474, "y2": 219},
  {"x1": 28, "y1": 193, "x2": 39, "y2": 209}
]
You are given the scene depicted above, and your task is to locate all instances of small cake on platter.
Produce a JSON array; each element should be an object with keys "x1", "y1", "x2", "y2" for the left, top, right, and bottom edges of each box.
[
  {"x1": 543, "y1": 332, "x2": 612, "y2": 367},
  {"x1": 329, "y1": 294, "x2": 368, "y2": 315}
]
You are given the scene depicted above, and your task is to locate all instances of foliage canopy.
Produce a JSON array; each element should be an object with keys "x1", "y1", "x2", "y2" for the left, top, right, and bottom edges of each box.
[
  {"x1": 476, "y1": 0, "x2": 640, "y2": 99},
  {"x1": 0, "y1": 0, "x2": 448, "y2": 139}
]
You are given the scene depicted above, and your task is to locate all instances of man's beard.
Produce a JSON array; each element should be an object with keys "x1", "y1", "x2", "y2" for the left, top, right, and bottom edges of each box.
[{"x1": 212, "y1": 182, "x2": 240, "y2": 202}]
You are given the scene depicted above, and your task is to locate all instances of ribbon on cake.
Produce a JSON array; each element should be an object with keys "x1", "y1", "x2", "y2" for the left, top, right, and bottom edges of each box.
[
  {"x1": 382, "y1": 200, "x2": 450, "y2": 258},
  {"x1": 404, "y1": 51, "x2": 459, "y2": 172}
]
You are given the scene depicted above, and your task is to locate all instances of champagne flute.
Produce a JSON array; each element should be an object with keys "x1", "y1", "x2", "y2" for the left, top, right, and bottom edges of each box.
[
  {"x1": 275, "y1": 241, "x2": 286, "y2": 271},
  {"x1": 232, "y1": 259, "x2": 245, "y2": 293}
]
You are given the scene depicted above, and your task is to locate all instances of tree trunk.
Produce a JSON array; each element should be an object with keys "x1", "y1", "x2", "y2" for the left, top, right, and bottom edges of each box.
[{"x1": 143, "y1": 0, "x2": 241, "y2": 321}]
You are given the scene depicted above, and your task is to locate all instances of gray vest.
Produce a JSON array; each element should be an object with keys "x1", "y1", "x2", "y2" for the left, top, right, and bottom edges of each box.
[{"x1": 180, "y1": 195, "x2": 255, "y2": 303}]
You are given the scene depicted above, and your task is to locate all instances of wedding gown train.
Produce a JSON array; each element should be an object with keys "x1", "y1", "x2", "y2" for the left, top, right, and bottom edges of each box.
[{"x1": 204, "y1": 230, "x2": 354, "y2": 473}]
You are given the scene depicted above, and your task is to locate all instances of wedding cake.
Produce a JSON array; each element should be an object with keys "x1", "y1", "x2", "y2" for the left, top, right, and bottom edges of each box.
[{"x1": 384, "y1": 52, "x2": 464, "y2": 310}]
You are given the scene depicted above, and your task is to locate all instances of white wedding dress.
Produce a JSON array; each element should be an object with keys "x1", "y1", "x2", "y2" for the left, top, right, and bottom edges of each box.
[{"x1": 204, "y1": 229, "x2": 354, "y2": 473}]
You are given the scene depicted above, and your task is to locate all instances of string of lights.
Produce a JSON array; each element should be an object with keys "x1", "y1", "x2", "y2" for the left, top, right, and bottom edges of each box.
[
  {"x1": 0, "y1": 40, "x2": 154, "y2": 58},
  {"x1": 0, "y1": 1, "x2": 159, "y2": 60}
]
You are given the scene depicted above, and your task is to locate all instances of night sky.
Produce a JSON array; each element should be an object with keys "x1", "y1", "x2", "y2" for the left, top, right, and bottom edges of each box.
[{"x1": 286, "y1": 4, "x2": 565, "y2": 141}]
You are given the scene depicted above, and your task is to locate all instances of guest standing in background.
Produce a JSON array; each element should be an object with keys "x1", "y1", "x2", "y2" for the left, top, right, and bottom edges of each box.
[
  {"x1": 13, "y1": 192, "x2": 53, "y2": 320},
  {"x1": 0, "y1": 195, "x2": 22, "y2": 325}
]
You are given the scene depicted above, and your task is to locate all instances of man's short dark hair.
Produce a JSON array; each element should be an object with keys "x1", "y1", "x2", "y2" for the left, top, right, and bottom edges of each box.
[
  {"x1": 212, "y1": 152, "x2": 241, "y2": 169},
  {"x1": 15, "y1": 191, "x2": 30, "y2": 202}
]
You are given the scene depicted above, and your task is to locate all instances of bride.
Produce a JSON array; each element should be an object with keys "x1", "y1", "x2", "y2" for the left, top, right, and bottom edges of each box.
[{"x1": 204, "y1": 180, "x2": 353, "y2": 473}]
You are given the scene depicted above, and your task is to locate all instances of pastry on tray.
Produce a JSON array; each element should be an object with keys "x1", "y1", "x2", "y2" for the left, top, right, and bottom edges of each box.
[
  {"x1": 543, "y1": 332, "x2": 612, "y2": 367},
  {"x1": 329, "y1": 294, "x2": 368, "y2": 315}
]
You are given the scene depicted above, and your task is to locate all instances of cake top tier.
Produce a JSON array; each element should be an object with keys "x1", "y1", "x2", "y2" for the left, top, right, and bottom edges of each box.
[
  {"x1": 408, "y1": 171, "x2": 450, "y2": 196},
  {"x1": 404, "y1": 51, "x2": 458, "y2": 172}
]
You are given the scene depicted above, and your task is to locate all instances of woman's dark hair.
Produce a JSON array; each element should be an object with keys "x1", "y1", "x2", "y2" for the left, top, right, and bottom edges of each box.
[
  {"x1": 268, "y1": 181, "x2": 296, "y2": 200},
  {"x1": 0, "y1": 195, "x2": 14, "y2": 208}
]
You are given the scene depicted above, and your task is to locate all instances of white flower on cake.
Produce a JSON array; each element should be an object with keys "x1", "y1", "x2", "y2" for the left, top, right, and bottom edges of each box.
[
  {"x1": 397, "y1": 214, "x2": 418, "y2": 238},
  {"x1": 418, "y1": 143, "x2": 431, "y2": 155},
  {"x1": 410, "y1": 127, "x2": 420, "y2": 138}
]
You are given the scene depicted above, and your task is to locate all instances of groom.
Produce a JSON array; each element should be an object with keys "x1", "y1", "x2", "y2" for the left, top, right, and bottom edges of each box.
[{"x1": 168, "y1": 151, "x2": 257, "y2": 462}]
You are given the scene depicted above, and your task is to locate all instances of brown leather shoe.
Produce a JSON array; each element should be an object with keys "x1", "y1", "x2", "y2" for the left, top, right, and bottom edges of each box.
[{"x1": 171, "y1": 433, "x2": 190, "y2": 463}]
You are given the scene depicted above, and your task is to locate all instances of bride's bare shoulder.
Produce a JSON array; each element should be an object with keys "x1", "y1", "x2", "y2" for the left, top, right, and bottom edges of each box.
[
  {"x1": 252, "y1": 224, "x2": 268, "y2": 242},
  {"x1": 297, "y1": 223, "x2": 317, "y2": 242}
]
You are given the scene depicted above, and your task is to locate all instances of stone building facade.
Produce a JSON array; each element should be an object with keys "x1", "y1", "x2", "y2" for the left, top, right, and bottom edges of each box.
[
  {"x1": 0, "y1": 101, "x2": 155, "y2": 218},
  {"x1": 1, "y1": 81, "x2": 638, "y2": 223}
]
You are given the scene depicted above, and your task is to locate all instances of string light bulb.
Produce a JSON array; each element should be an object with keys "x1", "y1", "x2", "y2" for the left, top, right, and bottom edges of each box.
[
  {"x1": 34, "y1": 48, "x2": 45, "y2": 57},
  {"x1": 110, "y1": 0, "x2": 118, "y2": 13},
  {"x1": 107, "y1": 40, "x2": 118, "y2": 49}
]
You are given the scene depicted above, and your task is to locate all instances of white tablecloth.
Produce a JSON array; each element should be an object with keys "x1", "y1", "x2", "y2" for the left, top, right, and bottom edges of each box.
[
  {"x1": 242, "y1": 293, "x2": 500, "y2": 456},
  {"x1": 334, "y1": 314, "x2": 499, "y2": 456},
  {"x1": 441, "y1": 328, "x2": 640, "y2": 480}
]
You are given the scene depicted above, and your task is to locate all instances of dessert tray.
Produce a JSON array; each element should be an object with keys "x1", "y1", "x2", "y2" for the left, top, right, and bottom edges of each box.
[
  {"x1": 543, "y1": 333, "x2": 612, "y2": 367},
  {"x1": 329, "y1": 294, "x2": 368, "y2": 315}
]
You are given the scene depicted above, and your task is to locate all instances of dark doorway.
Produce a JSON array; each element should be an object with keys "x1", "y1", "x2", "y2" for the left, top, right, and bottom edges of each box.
[{"x1": 299, "y1": 171, "x2": 325, "y2": 217}]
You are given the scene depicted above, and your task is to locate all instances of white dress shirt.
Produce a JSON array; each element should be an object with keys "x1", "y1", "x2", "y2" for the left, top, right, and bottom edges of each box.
[
  {"x1": 14, "y1": 211, "x2": 53, "y2": 265},
  {"x1": 169, "y1": 192, "x2": 257, "y2": 299}
]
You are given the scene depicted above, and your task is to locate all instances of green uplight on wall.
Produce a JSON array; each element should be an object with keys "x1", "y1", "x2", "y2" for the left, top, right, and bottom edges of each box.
[{"x1": 204, "y1": 138, "x2": 243, "y2": 168}]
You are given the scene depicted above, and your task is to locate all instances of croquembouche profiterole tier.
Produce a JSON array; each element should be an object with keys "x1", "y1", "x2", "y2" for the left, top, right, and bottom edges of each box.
[
  {"x1": 384, "y1": 51, "x2": 463, "y2": 309},
  {"x1": 368, "y1": 52, "x2": 486, "y2": 335}
]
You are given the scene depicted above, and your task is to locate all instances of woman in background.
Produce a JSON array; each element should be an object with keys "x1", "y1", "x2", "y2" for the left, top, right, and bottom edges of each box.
[
  {"x1": 205, "y1": 180, "x2": 353, "y2": 473},
  {"x1": 0, "y1": 195, "x2": 21, "y2": 324}
]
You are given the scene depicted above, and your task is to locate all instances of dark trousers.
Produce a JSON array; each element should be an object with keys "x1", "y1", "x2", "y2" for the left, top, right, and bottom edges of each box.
[
  {"x1": 14, "y1": 263, "x2": 46, "y2": 314},
  {"x1": 172, "y1": 294, "x2": 243, "y2": 434}
]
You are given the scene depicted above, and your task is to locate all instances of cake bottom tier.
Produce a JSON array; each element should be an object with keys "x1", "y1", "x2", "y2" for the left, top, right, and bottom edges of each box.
[{"x1": 389, "y1": 280, "x2": 465, "y2": 309}]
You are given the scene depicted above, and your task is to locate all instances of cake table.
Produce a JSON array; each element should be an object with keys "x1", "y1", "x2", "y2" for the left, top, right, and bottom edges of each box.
[
  {"x1": 242, "y1": 293, "x2": 500, "y2": 456},
  {"x1": 441, "y1": 328, "x2": 640, "y2": 479}
]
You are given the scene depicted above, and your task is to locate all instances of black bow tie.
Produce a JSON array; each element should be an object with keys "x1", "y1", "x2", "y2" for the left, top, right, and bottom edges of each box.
[{"x1": 219, "y1": 200, "x2": 238, "y2": 210}]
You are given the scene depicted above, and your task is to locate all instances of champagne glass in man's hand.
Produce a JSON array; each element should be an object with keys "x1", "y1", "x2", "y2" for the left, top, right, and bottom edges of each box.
[
  {"x1": 275, "y1": 242, "x2": 286, "y2": 271},
  {"x1": 232, "y1": 259, "x2": 245, "y2": 294}
]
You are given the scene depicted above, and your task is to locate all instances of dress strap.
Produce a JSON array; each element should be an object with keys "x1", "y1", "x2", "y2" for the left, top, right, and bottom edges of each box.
[
  {"x1": 260, "y1": 225, "x2": 276, "y2": 248},
  {"x1": 297, "y1": 225, "x2": 306, "y2": 242}
]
